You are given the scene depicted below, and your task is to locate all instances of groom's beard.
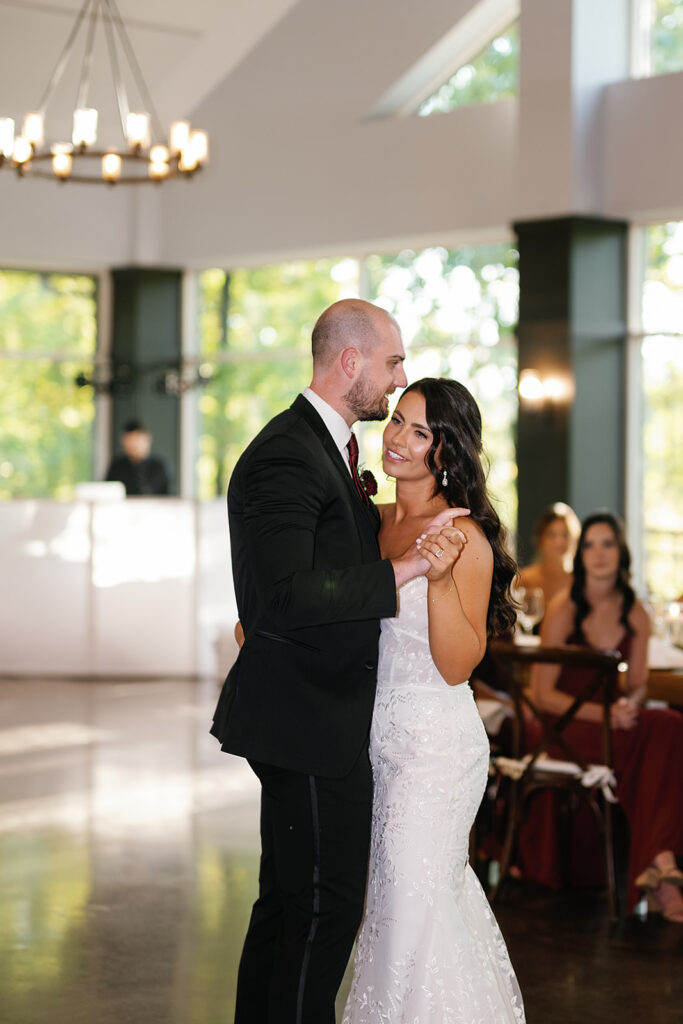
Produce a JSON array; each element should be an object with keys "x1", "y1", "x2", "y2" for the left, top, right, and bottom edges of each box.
[{"x1": 344, "y1": 374, "x2": 391, "y2": 421}]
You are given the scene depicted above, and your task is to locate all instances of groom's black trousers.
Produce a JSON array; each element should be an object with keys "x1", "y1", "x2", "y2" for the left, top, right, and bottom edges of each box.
[{"x1": 234, "y1": 748, "x2": 373, "y2": 1024}]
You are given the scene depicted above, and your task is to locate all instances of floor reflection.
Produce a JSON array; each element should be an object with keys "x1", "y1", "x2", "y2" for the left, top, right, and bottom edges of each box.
[
  {"x1": 1, "y1": 679, "x2": 681, "y2": 1024},
  {"x1": 0, "y1": 678, "x2": 261, "y2": 1024}
]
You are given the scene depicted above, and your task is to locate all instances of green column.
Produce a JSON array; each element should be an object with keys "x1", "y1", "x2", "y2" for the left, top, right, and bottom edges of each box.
[
  {"x1": 109, "y1": 267, "x2": 183, "y2": 492},
  {"x1": 515, "y1": 217, "x2": 628, "y2": 563}
]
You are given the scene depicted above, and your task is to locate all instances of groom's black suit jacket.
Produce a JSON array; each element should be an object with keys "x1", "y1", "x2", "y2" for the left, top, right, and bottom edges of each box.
[{"x1": 211, "y1": 395, "x2": 398, "y2": 777}]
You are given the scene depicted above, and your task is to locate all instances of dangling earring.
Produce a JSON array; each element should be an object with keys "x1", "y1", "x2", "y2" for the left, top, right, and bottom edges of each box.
[{"x1": 441, "y1": 468, "x2": 448, "y2": 487}]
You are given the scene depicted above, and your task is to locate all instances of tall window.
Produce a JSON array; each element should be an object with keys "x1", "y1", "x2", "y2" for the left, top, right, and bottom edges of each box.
[
  {"x1": 0, "y1": 270, "x2": 98, "y2": 499},
  {"x1": 196, "y1": 245, "x2": 519, "y2": 533},
  {"x1": 363, "y1": 244, "x2": 519, "y2": 528},
  {"x1": 418, "y1": 21, "x2": 519, "y2": 115},
  {"x1": 194, "y1": 260, "x2": 358, "y2": 500},
  {"x1": 638, "y1": 223, "x2": 683, "y2": 600},
  {"x1": 650, "y1": 0, "x2": 683, "y2": 73},
  {"x1": 635, "y1": 0, "x2": 683, "y2": 75}
]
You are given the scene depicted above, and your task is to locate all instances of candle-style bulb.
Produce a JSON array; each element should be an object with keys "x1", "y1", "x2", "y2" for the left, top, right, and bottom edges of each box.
[
  {"x1": 126, "y1": 112, "x2": 150, "y2": 149},
  {"x1": 73, "y1": 108, "x2": 98, "y2": 147},
  {"x1": 169, "y1": 120, "x2": 190, "y2": 154},
  {"x1": 23, "y1": 112, "x2": 44, "y2": 148},
  {"x1": 102, "y1": 152, "x2": 122, "y2": 181},
  {"x1": 0, "y1": 118, "x2": 15, "y2": 159}
]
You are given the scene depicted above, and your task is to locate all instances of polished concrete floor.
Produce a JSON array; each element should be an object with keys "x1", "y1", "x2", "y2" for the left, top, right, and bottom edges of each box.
[{"x1": 1, "y1": 678, "x2": 681, "y2": 1024}]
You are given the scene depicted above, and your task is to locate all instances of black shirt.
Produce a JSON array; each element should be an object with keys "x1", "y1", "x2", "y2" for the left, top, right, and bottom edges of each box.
[{"x1": 105, "y1": 455, "x2": 171, "y2": 496}]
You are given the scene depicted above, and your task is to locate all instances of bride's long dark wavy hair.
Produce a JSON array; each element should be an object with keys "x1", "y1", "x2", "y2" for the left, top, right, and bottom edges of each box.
[{"x1": 403, "y1": 377, "x2": 517, "y2": 637}]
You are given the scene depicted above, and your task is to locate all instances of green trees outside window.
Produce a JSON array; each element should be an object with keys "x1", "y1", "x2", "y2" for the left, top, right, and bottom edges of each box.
[
  {"x1": 641, "y1": 223, "x2": 683, "y2": 600},
  {"x1": 0, "y1": 249, "x2": 518, "y2": 538},
  {"x1": 196, "y1": 245, "x2": 519, "y2": 532},
  {"x1": 0, "y1": 270, "x2": 97, "y2": 499},
  {"x1": 650, "y1": 0, "x2": 683, "y2": 74},
  {"x1": 361, "y1": 244, "x2": 518, "y2": 528},
  {"x1": 418, "y1": 21, "x2": 519, "y2": 116},
  {"x1": 195, "y1": 260, "x2": 358, "y2": 500}
]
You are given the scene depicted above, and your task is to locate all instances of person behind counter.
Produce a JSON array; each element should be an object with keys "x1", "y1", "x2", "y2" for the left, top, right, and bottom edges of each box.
[{"x1": 105, "y1": 419, "x2": 172, "y2": 496}]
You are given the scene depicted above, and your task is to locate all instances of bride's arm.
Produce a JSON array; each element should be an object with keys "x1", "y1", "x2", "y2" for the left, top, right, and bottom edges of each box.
[{"x1": 423, "y1": 520, "x2": 492, "y2": 687}]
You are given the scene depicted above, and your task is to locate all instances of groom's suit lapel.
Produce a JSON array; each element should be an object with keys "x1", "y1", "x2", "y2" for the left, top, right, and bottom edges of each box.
[{"x1": 291, "y1": 395, "x2": 381, "y2": 541}]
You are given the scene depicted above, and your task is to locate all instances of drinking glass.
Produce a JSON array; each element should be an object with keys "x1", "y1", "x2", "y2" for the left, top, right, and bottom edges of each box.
[
  {"x1": 514, "y1": 586, "x2": 545, "y2": 635},
  {"x1": 667, "y1": 601, "x2": 683, "y2": 648}
]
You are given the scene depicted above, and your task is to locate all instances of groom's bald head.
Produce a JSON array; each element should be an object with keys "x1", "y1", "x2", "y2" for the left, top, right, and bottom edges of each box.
[
  {"x1": 309, "y1": 298, "x2": 407, "y2": 424},
  {"x1": 312, "y1": 299, "x2": 398, "y2": 370}
]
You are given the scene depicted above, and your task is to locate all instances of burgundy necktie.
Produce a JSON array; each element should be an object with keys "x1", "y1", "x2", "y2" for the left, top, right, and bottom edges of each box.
[{"x1": 347, "y1": 432, "x2": 369, "y2": 506}]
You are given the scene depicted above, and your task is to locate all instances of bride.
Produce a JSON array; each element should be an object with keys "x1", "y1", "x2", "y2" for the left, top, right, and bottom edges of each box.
[{"x1": 342, "y1": 377, "x2": 525, "y2": 1024}]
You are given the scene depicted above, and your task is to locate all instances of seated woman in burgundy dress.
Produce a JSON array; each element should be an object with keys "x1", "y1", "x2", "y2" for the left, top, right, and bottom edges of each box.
[{"x1": 519, "y1": 511, "x2": 683, "y2": 921}]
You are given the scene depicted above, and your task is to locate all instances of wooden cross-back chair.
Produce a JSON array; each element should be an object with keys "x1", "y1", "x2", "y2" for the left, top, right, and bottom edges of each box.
[{"x1": 486, "y1": 642, "x2": 626, "y2": 920}]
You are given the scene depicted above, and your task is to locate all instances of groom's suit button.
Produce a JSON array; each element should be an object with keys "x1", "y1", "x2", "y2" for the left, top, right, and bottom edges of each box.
[{"x1": 364, "y1": 661, "x2": 375, "y2": 671}]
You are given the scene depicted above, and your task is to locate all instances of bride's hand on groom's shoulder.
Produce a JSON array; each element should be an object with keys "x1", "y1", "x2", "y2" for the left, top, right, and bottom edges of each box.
[
  {"x1": 424, "y1": 507, "x2": 470, "y2": 533},
  {"x1": 419, "y1": 508, "x2": 470, "y2": 581},
  {"x1": 389, "y1": 508, "x2": 470, "y2": 589},
  {"x1": 416, "y1": 522, "x2": 468, "y2": 581}
]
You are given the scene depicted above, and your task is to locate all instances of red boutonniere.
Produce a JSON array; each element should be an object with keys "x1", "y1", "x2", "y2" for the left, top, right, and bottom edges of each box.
[{"x1": 360, "y1": 469, "x2": 378, "y2": 498}]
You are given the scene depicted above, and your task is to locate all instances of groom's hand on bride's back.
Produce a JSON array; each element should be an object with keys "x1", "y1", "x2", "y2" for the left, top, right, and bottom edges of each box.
[{"x1": 390, "y1": 508, "x2": 470, "y2": 589}]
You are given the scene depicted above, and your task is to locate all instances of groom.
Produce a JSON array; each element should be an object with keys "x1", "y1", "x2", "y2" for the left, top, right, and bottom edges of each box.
[{"x1": 211, "y1": 299, "x2": 430, "y2": 1023}]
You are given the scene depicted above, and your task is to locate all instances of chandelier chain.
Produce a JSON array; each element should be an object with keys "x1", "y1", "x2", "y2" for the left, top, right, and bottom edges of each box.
[
  {"x1": 37, "y1": 0, "x2": 94, "y2": 115},
  {"x1": 104, "y1": 0, "x2": 164, "y2": 143},
  {"x1": 75, "y1": 0, "x2": 99, "y2": 113},
  {"x1": 101, "y1": 0, "x2": 130, "y2": 139}
]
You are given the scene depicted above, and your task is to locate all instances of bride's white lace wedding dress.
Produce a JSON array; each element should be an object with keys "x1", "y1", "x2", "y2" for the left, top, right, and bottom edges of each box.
[{"x1": 342, "y1": 577, "x2": 525, "y2": 1023}]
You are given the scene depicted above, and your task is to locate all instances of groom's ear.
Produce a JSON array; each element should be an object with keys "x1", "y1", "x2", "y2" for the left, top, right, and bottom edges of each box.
[{"x1": 340, "y1": 346, "x2": 360, "y2": 379}]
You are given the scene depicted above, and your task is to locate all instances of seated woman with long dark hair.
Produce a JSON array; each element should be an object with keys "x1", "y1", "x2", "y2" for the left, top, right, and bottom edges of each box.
[{"x1": 521, "y1": 511, "x2": 683, "y2": 920}]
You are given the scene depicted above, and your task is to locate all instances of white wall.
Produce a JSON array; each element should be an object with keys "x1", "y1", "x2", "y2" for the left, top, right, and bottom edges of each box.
[
  {"x1": 160, "y1": 97, "x2": 518, "y2": 268},
  {"x1": 0, "y1": 171, "x2": 133, "y2": 271},
  {"x1": 604, "y1": 70, "x2": 683, "y2": 223}
]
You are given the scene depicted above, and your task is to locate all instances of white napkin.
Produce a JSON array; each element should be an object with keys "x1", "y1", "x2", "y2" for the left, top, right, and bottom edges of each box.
[
  {"x1": 476, "y1": 699, "x2": 513, "y2": 735},
  {"x1": 648, "y1": 636, "x2": 683, "y2": 669},
  {"x1": 514, "y1": 632, "x2": 541, "y2": 647}
]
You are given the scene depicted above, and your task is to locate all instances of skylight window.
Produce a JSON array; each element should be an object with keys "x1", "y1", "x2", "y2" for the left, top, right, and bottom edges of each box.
[{"x1": 417, "y1": 20, "x2": 519, "y2": 115}]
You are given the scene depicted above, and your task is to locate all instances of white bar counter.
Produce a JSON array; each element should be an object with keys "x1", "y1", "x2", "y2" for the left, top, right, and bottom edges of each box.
[{"x1": 0, "y1": 498, "x2": 238, "y2": 678}]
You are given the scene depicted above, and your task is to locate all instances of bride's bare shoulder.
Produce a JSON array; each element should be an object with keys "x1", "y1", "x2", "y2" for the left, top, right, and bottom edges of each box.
[
  {"x1": 452, "y1": 514, "x2": 485, "y2": 540},
  {"x1": 453, "y1": 516, "x2": 493, "y2": 565}
]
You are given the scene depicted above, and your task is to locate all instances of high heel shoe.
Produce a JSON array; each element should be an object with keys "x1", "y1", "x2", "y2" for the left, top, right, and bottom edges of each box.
[
  {"x1": 635, "y1": 865, "x2": 662, "y2": 891},
  {"x1": 636, "y1": 864, "x2": 683, "y2": 892},
  {"x1": 660, "y1": 867, "x2": 683, "y2": 889},
  {"x1": 646, "y1": 887, "x2": 683, "y2": 923}
]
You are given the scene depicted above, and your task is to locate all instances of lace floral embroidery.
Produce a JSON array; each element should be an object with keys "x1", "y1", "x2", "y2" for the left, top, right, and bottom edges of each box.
[{"x1": 342, "y1": 578, "x2": 525, "y2": 1024}]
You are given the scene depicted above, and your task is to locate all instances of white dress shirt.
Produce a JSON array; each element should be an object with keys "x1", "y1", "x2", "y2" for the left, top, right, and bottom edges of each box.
[{"x1": 302, "y1": 387, "x2": 353, "y2": 474}]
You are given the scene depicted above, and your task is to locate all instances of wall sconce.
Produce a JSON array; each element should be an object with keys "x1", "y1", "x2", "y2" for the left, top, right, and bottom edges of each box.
[
  {"x1": 518, "y1": 368, "x2": 574, "y2": 406},
  {"x1": 75, "y1": 368, "x2": 133, "y2": 395},
  {"x1": 154, "y1": 368, "x2": 213, "y2": 395},
  {"x1": 75, "y1": 363, "x2": 214, "y2": 396}
]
